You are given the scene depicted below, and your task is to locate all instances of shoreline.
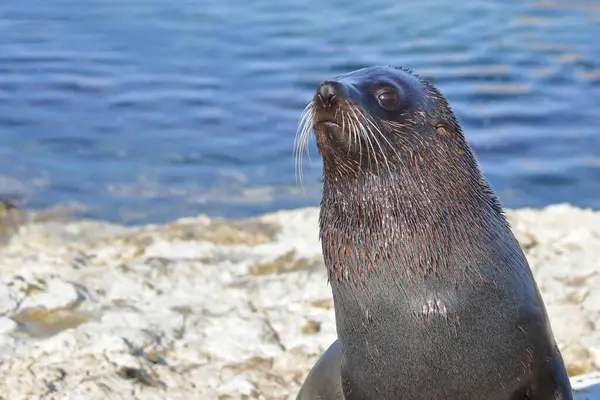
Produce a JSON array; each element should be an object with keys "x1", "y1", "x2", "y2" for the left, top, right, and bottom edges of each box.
[{"x1": 0, "y1": 203, "x2": 599, "y2": 398}]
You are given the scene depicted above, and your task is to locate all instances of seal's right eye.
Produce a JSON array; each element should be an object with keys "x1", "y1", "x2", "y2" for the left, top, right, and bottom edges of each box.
[{"x1": 376, "y1": 90, "x2": 400, "y2": 111}]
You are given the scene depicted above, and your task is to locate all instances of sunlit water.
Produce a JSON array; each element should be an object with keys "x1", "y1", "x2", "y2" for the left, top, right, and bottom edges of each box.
[{"x1": 0, "y1": 0, "x2": 599, "y2": 224}]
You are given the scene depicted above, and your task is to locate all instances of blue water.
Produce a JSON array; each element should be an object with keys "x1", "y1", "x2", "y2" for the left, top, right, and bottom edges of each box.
[{"x1": 0, "y1": 0, "x2": 599, "y2": 224}]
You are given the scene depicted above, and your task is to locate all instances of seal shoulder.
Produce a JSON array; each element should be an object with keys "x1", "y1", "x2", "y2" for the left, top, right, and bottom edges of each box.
[{"x1": 296, "y1": 340, "x2": 344, "y2": 400}]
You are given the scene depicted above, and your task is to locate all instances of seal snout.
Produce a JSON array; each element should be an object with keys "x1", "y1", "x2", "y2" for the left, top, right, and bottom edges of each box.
[
  {"x1": 316, "y1": 81, "x2": 341, "y2": 108},
  {"x1": 313, "y1": 81, "x2": 345, "y2": 129}
]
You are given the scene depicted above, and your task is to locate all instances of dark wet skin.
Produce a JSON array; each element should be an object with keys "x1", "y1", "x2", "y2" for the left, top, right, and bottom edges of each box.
[{"x1": 295, "y1": 66, "x2": 573, "y2": 400}]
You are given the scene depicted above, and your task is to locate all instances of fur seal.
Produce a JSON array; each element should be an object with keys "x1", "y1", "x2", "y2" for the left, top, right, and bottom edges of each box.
[{"x1": 294, "y1": 66, "x2": 573, "y2": 399}]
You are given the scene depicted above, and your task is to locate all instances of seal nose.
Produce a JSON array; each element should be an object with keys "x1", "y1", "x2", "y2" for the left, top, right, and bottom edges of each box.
[{"x1": 317, "y1": 81, "x2": 339, "y2": 107}]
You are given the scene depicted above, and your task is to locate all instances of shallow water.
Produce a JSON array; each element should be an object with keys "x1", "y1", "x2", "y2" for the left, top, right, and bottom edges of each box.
[{"x1": 0, "y1": 0, "x2": 599, "y2": 224}]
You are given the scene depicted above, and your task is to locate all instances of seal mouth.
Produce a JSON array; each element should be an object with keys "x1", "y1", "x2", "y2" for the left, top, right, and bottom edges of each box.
[
  {"x1": 313, "y1": 103, "x2": 343, "y2": 130},
  {"x1": 314, "y1": 120, "x2": 341, "y2": 129}
]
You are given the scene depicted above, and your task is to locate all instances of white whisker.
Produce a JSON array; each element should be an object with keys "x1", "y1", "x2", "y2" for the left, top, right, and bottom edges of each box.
[
  {"x1": 350, "y1": 104, "x2": 379, "y2": 175},
  {"x1": 294, "y1": 102, "x2": 315, "y2": 188}
]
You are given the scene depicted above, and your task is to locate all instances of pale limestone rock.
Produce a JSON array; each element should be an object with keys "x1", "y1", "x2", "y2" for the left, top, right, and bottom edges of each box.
[{"x1": 0, "y1": 203, "x2": 598, "y2": 399}]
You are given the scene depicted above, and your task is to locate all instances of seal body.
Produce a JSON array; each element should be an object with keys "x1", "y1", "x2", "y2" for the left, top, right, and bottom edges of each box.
[{"x1": 294, "y1": 66, "x2": 572, "y2": 400}]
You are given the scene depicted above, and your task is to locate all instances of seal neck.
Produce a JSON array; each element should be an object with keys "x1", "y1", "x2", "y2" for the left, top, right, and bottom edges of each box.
[{"x1": 319, "y1": 143, "x2": 506, "y2": 284}]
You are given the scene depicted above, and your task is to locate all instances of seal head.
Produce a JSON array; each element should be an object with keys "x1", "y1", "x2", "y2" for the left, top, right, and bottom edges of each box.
[{"x1": 309, "y1": 67, "x2": 438, "y2": 172}]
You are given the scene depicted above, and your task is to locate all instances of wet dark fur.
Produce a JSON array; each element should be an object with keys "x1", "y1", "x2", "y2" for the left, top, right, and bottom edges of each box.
[{"x1": 295, "y1": 66, "x2": 573, "y2": 400}]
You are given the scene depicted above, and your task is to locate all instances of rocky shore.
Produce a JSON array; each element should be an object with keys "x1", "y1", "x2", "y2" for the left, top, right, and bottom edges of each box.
[{"x1": 0, "y1": 203, "x2": 599, "y2": 399}]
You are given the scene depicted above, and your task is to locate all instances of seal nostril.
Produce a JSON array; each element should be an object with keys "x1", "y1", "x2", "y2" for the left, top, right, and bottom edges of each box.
[{"x1": 317, "y1": 81, "x2": 339, "y2": 107}]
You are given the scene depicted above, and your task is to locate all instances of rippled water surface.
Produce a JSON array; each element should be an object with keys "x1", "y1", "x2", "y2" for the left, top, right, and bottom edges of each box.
[{"x1": 0, "y1": 0, "x2": 599, "y2": 224}]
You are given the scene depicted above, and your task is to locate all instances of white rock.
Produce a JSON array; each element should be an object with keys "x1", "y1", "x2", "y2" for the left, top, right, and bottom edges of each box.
[
  {"x1": 0, "y1": 203, "x2": 598, "y2": 398},
  {"x1": 0, "y1": 317, "x2": 16, "y2": 335}
]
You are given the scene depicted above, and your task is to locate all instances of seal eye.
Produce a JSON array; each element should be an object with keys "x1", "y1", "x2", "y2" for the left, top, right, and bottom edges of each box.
[{"x1": 376, "y1": 90, "x2": 400, "y2": 111}]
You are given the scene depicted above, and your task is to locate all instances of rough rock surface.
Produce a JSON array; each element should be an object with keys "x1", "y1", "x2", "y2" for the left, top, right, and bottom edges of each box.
[{"x1": 0, "y1": 203, "x2": 599, "y2": 399}]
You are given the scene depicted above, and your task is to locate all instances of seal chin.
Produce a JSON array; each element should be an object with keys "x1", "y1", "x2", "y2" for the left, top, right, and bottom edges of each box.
[{"x1": 313, "y1": 119, "x2": 344, "y2": 141}]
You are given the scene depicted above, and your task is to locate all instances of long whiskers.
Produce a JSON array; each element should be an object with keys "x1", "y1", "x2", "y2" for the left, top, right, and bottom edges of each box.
[
  {"x1": 294, "y1": 102, "x2": 315, "y2": 187},
  {"x1": 365, "y1": 112, "x2": 404, "y2": 175},
  {"x1": 294, "y1": 100, "x2": 408, "y2": 183},
  {"x1": 348, "y1": 104, "x2": 377, "y2": 173},
  {"x1": 354, "y1": 105, "x2": 392, "y2": 177}
]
